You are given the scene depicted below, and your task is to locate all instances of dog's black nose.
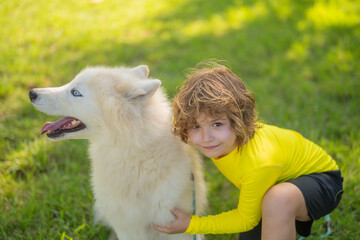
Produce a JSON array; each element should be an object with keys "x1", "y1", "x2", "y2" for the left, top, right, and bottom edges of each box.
[{"x1": 29, "y1": 89, "x2": 38, "y2": 102}]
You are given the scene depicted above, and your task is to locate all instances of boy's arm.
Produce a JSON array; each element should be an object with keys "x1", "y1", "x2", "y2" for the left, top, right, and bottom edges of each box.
[{"x1": 186, "y1": 166, "x2": 282, "y2": 235}]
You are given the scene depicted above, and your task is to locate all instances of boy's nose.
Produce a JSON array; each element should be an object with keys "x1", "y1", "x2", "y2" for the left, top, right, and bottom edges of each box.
[{"x1": 201, "y1": 129, "x2": 213, "y2": 142}]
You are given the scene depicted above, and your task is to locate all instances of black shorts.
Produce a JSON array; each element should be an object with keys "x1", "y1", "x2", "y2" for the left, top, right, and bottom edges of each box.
[{"x1": 239, "y1": 170, "x2": 344, "y2": 240}]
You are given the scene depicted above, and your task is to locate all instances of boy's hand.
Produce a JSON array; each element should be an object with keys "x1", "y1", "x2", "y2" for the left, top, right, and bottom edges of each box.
[{"x1": 153, "y1": 208, "x2": 191, "y2": 234}]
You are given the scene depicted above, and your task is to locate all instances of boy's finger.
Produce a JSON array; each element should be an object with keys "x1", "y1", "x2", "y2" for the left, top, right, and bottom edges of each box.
[{"x1": 153, "y1": 224, "x2": 169, "y2": 233}]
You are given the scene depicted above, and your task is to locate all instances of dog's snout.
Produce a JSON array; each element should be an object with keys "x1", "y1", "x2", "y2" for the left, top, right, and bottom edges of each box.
[{"x1": 29, "y1": 89, "x2": 38, "y2": 102}]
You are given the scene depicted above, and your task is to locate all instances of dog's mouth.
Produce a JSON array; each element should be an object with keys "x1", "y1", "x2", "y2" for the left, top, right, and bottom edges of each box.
[{"x1": 41, "y1": 117, "x2": 86, "y2": 138}]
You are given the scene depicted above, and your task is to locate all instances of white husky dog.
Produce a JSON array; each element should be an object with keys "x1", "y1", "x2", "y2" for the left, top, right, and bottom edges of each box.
[{"x1": 29, "y1": 65, "x2": 207, "y2": 240}]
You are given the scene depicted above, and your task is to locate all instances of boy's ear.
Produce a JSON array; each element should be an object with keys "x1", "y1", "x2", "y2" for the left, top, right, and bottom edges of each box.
[
  {"x1": 127, "y1": 79, "x2": 161, "y2": 102},
  {"x1": 130, "y1": 65, "x2": 149, "y2": 79}
]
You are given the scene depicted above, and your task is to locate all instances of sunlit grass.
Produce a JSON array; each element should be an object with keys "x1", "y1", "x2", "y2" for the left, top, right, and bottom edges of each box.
[
  {"x1": 182, "y1": 2, "x2": 267, "y2": 37},
  {"x1": 305, "y1": 0, "x2": 360, "y2": 29}
]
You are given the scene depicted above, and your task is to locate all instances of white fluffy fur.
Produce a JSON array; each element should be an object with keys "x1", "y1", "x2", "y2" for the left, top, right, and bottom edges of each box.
[{"x1": 30, "y1": 65, "x2": 207, "y2": 240}]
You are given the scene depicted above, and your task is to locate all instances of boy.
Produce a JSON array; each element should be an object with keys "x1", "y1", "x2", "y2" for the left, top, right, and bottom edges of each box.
[{"x1": 154, "y1": 62, "x2": 343, "y2": 240}]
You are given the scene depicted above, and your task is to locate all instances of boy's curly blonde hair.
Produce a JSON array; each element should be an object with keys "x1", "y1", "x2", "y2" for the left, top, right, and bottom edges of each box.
[{"x1": 172, "y1": 61, "x2": 259, "y2": 148}]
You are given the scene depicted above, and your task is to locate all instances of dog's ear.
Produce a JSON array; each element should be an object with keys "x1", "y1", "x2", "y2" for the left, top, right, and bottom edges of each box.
[
  {"x1": 127, "y1": 79, "x2": 161, "y2": 102},
  {"x1": 130, "y1": 65, "x2": 149, "y2": 79}
]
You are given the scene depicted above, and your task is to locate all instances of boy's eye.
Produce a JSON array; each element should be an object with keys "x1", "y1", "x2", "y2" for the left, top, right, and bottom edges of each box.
[
  {"x1": 193, "y1": 125, "x2": 200, "y2": 129},
  {"x1": 213, "y1": 122, "x2": 223, "y2": 127}
]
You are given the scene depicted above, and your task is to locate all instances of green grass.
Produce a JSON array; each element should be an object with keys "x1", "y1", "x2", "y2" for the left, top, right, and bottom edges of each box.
[{"x1": 1, "y1": 0, "x2": 359, "y2": 239}]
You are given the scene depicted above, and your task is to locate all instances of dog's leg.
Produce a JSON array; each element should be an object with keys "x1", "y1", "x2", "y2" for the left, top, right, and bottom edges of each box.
[
  {"x1": 111, "y1": 229, "x2": 148, "y2": 240},
  {"x1": 108, "y1": 230, "x2": 118, "y2": 240}
]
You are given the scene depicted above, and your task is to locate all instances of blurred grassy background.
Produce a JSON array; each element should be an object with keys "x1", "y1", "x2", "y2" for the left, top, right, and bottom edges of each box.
[{"x1": 0, "y1": 0, "x2": 359, "y2": 239}]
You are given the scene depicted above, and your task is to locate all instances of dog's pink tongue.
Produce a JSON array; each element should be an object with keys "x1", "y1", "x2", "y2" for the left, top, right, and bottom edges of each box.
[{"x1": 41, "y1": 117, "x2": 75, "y2": 135}]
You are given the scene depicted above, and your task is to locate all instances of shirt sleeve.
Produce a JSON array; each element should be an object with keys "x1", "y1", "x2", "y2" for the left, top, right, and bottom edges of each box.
[{"x1": 185, "y1": 166, "x2": 283, "y2": 235}]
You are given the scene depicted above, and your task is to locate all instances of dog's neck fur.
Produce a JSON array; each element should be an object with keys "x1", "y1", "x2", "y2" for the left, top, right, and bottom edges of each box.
[{"x1": 94, "y1": 89, "x2": 172, "y2": 148}]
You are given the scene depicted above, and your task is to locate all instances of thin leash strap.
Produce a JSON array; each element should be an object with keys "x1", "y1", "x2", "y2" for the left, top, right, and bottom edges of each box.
[{"x1": 191, "y1": 172, "x2": 196, "y2": 240}]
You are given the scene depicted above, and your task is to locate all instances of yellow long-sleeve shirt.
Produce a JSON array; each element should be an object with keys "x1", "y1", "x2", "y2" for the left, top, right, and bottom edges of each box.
[{"x1": 186, "y1": 124, "x2": 338, "y2": 235}]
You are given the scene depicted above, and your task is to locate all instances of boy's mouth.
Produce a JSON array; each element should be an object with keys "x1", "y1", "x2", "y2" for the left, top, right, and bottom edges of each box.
[{"x1": 202, "y1": 144, "x2": 220, "y2": 150}]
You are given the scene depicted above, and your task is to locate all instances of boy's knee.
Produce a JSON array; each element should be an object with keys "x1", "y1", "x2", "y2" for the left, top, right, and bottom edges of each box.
[{"x1": 262, "y1": 183, "x2": 295, "y2": 217}]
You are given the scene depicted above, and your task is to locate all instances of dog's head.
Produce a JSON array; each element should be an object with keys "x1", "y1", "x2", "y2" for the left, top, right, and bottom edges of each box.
[{"x1": 29, "y1": 65, "x2": 162, "y2": 141}]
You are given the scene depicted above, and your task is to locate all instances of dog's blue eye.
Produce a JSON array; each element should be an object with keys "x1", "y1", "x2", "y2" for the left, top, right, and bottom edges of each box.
[{"x1": 71, "y1": 89, "x2": 83, "y2": 97}]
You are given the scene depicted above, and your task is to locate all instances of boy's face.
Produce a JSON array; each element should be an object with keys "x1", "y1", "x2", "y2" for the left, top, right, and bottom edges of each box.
[{"x1": 187, "y1": 113, "x2": 237, "y2": 159}]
